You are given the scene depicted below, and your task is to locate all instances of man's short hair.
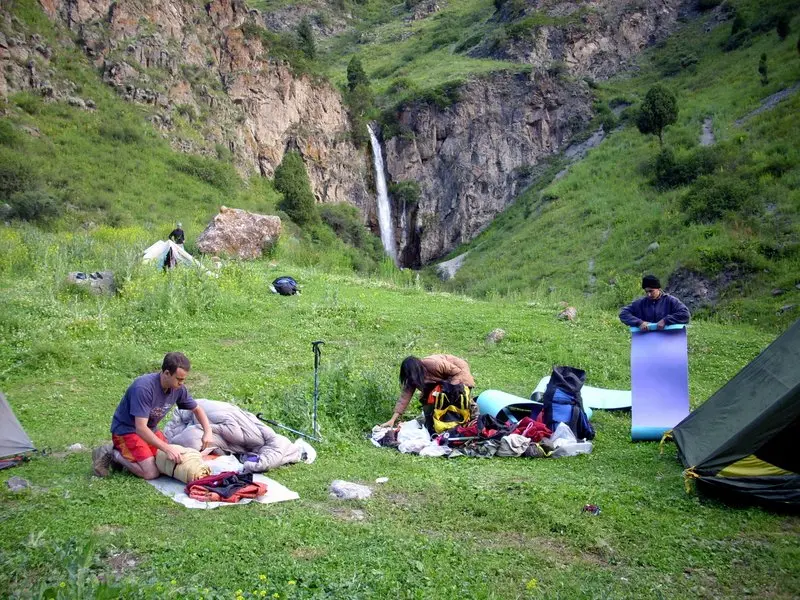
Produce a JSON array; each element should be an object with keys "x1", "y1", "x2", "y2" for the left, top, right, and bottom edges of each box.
[{"x1": 162, "y1": 352, "x2": 190, "y2": 374}]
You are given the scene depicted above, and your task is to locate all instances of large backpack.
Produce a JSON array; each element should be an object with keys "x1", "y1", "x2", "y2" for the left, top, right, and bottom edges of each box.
[
  {"x1": 540, "y1": 366, "x2": 595, "y2": 440},
  {"x1": 428, "y1": 382, "x2": 472, "y2": 434},
  {"x1": 271, "y1": 276, "x2": 299, "y2": 296}
]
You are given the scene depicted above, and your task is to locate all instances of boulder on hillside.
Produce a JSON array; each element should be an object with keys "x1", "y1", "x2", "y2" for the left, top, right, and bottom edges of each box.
[{"x1": 196, "y1": 206, "x2": 281, "y2": 259}]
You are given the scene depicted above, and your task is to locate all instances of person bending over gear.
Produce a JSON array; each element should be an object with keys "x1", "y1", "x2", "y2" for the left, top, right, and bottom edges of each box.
[
  {"x1": 92, "y1": 352, "x2": 212, "y2": 479},
  {"x1": 168, "y1": 222, "x2": 185, "y2": 246},
  {"x1": 619, "y1": 274, "x2": 690, "y2": 331},
  {"x1": 381, "y1": 354, "x2": 475, "y2": 429}
]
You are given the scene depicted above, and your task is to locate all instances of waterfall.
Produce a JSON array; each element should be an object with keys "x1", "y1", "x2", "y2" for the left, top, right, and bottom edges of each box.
[{"x1": 367, "y1": 124, "x2": 397, "y2": 263}]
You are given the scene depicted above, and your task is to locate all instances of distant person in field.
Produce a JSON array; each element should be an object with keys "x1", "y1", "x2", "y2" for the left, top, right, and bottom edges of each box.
[
  {"x1": 168, "y1": 222, "x2": 185, "y2": 246},
  {"x1": 619, "y1": 274, "x2": 690, "y2": 331},
  {"x1": 92, "y1": 352, "x2": 212, "y2": 479},
  {"x1": 381, "y1": 354, "x2": 476, "y2": 430}
]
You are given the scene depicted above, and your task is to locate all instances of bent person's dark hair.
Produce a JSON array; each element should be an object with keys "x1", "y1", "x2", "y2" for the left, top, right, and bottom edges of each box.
[
  {"x1": 399, "y1": 356, "x2": 425, "y2": 390},
  {"x1": 162, "y1": 352, "x2": 191, "y2": 374}
]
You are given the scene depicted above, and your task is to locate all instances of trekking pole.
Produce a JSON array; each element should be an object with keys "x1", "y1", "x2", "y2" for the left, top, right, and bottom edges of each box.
[
  {"x1": 312, "y1": 340, "x2": 324, "y2": 439},
  {"x1": 255, "y1": 414, "x2": 319, "y2": 442}
]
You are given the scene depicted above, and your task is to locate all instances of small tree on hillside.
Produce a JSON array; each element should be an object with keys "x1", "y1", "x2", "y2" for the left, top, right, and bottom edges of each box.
[
  {"x1": 347, "y1": 56, "x2": 370, "y2": 93},
  {"x1": 274, "y1": 151, "x2": 318, "y2": 226},
  {"x1": 345, "y1": 56, "x2": 373, "y2": 147},
  {"x1": 637, "y1": 85, "x2": 678, "y2": 147},
  {"x1": 758, "y1": 53, "x2": 769, "y2": 86},
  {"x1": 776, "y1": 13, "x2": 791, "y2": 41},
  {"x1": 297, "y1": 17, "x2": 316, "y2": 60}
]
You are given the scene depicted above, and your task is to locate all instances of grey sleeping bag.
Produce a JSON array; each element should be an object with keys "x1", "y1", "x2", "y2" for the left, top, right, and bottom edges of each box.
[{"x1": 163, "y1": 399, "x2": 303, "y2": 472}]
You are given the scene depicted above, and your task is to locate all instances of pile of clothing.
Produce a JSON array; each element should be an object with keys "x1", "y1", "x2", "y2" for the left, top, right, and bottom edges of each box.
[{"x1": 372, "y1": 414, "x2": 591, "y2": 459}]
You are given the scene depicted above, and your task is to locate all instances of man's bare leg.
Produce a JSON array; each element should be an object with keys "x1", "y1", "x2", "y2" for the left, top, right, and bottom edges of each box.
[{"x1": 113, "y1": 450, "x2": 160, "y2": 479}]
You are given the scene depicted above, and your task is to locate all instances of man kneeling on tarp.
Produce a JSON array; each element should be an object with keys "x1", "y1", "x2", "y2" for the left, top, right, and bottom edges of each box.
[
  {"x1": 381, "y1": 354, "x2": 476, "y2": 434},
  {"x1": 92, "y1": 352, "x2": 212, "y2": 479}
]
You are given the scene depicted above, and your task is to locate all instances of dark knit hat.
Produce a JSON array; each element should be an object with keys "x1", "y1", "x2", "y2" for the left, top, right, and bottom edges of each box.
[{"x1": 642, "y1": 274, "x2": 661, "y2": 289}]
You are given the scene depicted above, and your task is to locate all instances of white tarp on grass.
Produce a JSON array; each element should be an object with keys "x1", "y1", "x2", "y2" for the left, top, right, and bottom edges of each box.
[
  {"x1": 142, "y1": 240, "x2": 200, "y2": 269},
  {"x1": 146, "y1": 454, "x2": 299, "y2": 509}
]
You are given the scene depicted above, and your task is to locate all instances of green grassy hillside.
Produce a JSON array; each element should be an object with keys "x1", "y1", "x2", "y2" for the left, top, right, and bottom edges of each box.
[
  {"x1": 435, "y1": 4, "x2": 800, "y2": 330},
  {"x1": 1, "y1": 230, "x2": 798, "y2": 599}
]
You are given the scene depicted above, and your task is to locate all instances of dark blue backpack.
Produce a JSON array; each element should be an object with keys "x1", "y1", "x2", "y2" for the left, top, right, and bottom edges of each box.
[
  {"x1": 272, "y1": 276, "x2": 299, "y2": 296},
  {"x1": 540, "y1": 366, "x2": 595, "y2": 441}
]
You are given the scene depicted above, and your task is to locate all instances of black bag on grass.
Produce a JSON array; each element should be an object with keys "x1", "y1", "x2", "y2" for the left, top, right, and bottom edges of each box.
[
  {"x1": 541, "y1": 366, "x2": 595, "y2": 440},
  {"x1": 271, "y1": 276, "x2": 300, "y2": 296}
]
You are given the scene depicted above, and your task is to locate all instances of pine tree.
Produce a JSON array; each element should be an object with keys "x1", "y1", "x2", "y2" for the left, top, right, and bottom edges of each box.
[
  {"x1": 274, "y1": 151, "x2": 318, "y2": 226},
  {"x1": 636, "y1": 85, "x2": 678, "y2": 147},
  {"x1": 297, "y1": 17, "x2": 316, "y2": 60},
  {"x1": 346, "y1": 56, "x2": 370, "y2": 93}
]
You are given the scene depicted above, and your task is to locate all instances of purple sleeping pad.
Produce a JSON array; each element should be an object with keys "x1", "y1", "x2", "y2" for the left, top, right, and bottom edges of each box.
[{"x1": 630, "y1": 324, "x2": 690, "y2": 441}]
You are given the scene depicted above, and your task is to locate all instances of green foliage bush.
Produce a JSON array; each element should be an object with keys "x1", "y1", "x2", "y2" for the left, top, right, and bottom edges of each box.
[
  {"x1": 680, "y1": 175, "x2": 760, "y2": 223},
  {"x1": 0, "y1": 120, "x2": 21, "y2": 147},
  {"x1": 98, "y1": 122, "x2": 144, "y2": 144},
  {"x1": 388, "y1": 180, "x2": 421, "y2": 206},
  {"x1": 7, "y1": 189, "x2": 60, "y2": 221},
  {"x1": 319, "y1": 202, "x2": 382, "y2": 257},
  {"x1": 653, "y1": 146, "x2": 721, "y2": 189},
  {"x1": 168, "y1": 153, "x2": 237, "y2": 191},
  {"x1": 297, "y1": 16, "x2": 316, "y2": 60},
  {"x1": 274, "y1": 151, "x2": 318, "y2": 226}
]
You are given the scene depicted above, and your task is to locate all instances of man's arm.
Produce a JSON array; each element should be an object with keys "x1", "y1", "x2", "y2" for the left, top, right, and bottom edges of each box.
[
  {"x1": 134, "y1": 417, "x2": 183, "y2": 463},
  {"x1": 619, "y1": 299, "x2": 645, "y2": 327},
  {"x1": 661, "y1": 296, "x2": 691, "y2": 326},
  {"x1": 192, "y1": 405, "x2": 214, "y2": 449}
]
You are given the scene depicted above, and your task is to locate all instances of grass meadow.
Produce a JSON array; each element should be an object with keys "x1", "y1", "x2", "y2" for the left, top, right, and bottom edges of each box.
[{"x1": 1, "y1": 228, "x2": 798, "y2": 599}]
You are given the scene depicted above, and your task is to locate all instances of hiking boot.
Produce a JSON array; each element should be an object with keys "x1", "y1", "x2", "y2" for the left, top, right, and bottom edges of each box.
[{"x1": 92, "y1": 444, "x2": 114, "y2": 477}]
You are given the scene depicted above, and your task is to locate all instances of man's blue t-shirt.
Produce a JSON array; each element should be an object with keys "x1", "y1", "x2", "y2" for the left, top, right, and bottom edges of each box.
[{"x1": 111, "y1": 372, "x2": 197, "y2": 435}]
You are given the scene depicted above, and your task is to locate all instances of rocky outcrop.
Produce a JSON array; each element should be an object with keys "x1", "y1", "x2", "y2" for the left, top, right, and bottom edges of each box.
[
  {"x1": 196, "y1": 206, "x2": 281, "y2": 259},
  {"x1": 15, "y1": 0, "x2": 369, "y2": 208},
  {"x1": 384, "y1": 71, "x2": 592, "y2": 266},
  {"x1": 476, "y1": 0, "x2": 688, "y2": 80}
]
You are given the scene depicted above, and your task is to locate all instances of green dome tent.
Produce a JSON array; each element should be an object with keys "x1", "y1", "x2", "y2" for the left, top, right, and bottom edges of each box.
[{"x1": 672, "y1": 319, "x2": 800, "y2": 506}]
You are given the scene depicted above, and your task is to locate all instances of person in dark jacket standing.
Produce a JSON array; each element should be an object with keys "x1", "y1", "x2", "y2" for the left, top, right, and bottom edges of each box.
[
  {"x1": 619, "y1": 274, "x2": 690, "y2": 331},
  {"x1": 168, "y1": 222, "x2": 185, "y2": 246}
]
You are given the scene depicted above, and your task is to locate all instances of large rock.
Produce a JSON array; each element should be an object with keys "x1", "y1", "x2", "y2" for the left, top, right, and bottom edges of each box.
[{"x1": 196, "y1": 206, "x2": 281, "y2": 259}]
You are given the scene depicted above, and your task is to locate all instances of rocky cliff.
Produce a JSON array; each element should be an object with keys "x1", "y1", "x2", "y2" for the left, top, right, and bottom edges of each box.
[
  {"x1": 382, "y1": 0, "x2": 690, "y2": 266},
  {"x1": 1, "y1": 0, "x2": 370, "y2": 208}
]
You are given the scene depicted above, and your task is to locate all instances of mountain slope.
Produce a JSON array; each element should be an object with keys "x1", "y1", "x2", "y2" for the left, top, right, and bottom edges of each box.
[{"x1": 435, "y1": 2, "x2": 800, "y2": 329}]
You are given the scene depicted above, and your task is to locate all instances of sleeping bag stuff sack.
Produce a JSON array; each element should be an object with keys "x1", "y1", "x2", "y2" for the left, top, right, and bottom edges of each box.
[{"x1": 541, "y1": 366, "x2": 595, "y2": 441}]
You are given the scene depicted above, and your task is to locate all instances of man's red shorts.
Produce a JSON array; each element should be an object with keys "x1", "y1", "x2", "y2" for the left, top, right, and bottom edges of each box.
[{"x1": 112, "y1": 430, "x2": 167, "y2": 463}]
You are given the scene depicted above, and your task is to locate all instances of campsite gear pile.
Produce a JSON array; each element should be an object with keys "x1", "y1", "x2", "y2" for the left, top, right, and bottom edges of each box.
[
  {"x1": 163, "y1": 399, "x2": 309, "y2": 472},
  {"x1": 373, "y1": 366, "x2": 595, "y2": 459}
]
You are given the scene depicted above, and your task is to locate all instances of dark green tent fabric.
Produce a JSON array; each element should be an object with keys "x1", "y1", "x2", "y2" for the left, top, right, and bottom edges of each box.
[
  {"x1": 672, "y1": 319, "x2": 800, "y2": 504},
  {"x1": 0, "y1": 392, "x2": 36, "y2": 458}
]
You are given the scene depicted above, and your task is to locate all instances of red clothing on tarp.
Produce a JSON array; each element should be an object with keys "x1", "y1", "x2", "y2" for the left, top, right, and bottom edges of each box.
[
  {"x1": 512, "y1": 417, "x2": 551, "y2": 442},
  {"x1": 184, "y1": 471, "x2": 267, "y2": 503}
]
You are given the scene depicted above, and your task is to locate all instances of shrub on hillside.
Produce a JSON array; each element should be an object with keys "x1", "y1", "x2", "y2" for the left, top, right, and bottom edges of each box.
[
  {"x1": 653, "y1": 146, "x2": 720, "y2": 189},
  {"x1": 7, "y1": 189, "x2": 60, "y2": 221},
  {"x1": 0, "y1": 120, "x2": 21, "y2": 147},
  {"x1": 168, "y1": 153, "x2": 236, "y2": 190},
  {"x1": 274, "y1": 151, "x2": 318, "y2": 226},
  {"x1": 680, "y1": 175, "x2": 760, "y2": 223},
  {"x1": 388, "y1": 180, "x2": 420, "y2": 207},
  {"x1": 0, "y1": 153, "x2": 37, "y2": 199},
  {"x1": 319, "y1": 203, "x2": 382, "y2": 257},
  {"x1": 697, "y1": 0, "x2": 722, "y2": 9}
]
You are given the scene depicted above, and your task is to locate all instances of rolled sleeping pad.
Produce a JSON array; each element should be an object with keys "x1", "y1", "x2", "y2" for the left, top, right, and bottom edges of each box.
[{"x1": 629, "y1": 324, "x2": 689, "y2": 441}]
